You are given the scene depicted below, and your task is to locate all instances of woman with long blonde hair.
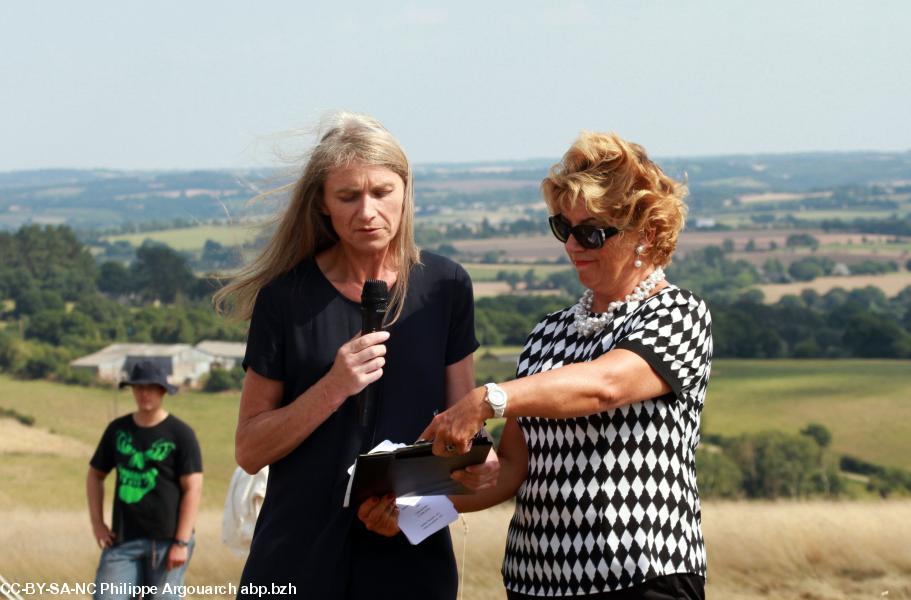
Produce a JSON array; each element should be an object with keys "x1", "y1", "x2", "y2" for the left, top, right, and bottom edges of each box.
[{"x1": 220, "y1": 112, "x2": 496, "y2": 599}]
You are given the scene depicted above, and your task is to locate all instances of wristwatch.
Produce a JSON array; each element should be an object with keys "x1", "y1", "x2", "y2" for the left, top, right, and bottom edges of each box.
[
  {"x1": 173, "y1": 538, "x2": 189, "y2": 548},
  {"x1": 484, "y1": 382, "x2": 508, "y2": 418}
]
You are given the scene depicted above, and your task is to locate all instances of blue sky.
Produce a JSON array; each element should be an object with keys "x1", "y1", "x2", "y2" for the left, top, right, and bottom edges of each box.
[{"x1": 1, "y1": 1, "x2": 909, "y2": 170}]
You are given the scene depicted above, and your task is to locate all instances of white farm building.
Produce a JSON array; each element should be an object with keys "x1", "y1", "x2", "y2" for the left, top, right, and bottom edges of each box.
[{"x1": 70, "y1": 343, "x2": 220, "y2": 388}]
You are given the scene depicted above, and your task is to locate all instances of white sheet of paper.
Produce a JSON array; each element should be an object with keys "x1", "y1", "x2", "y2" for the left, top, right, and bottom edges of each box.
[
  {"x1": 343, "y1": 440, "x2": 460, "y2": 544},
  {"x1": 396, "y1": 495, "x2": 458, "y2": 545}
]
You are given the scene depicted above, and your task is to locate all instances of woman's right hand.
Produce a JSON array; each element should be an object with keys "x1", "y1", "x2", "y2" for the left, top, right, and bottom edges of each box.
[
  {"x1": 357, "y1": 494, "x2": 400, "y2": 537},
  {"x1": 326, "y1": 330, "x2": 390, "y2": 397}
]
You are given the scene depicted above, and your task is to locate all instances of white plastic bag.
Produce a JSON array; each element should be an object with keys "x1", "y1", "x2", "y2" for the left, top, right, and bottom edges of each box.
[{"x1": 221, "y1": 465, "x2": 268, "y2": 556}]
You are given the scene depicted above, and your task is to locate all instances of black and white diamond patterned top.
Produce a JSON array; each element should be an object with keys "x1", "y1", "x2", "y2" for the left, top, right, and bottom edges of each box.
[{"x1": 502, "y1": 284, "x2": 712, "y2": 596}]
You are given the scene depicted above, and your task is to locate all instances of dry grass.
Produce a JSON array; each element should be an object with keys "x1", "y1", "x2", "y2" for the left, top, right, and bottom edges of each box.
[
  {"x1": 702, "y1": 501, "x2": 911, "y2": 599},
  {"x1": 0, "y1": 509, "x2": 245, "y2": 599},
  {"x1": 458, "y1": 502, "x2": 911, "y2": 600},
  {"x1": 0, "y1": 419, "x2": 92, "y2": 457},
  {"x1": 3, "y1": 502, "x2": 910, "y2": 599}
]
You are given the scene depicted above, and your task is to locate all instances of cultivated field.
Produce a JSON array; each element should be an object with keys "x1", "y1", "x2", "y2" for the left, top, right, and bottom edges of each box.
[
  {"x1": 450, "y1": 230, "x2": 911, "y2": 302},
  {"x1": 472, "y1": 281, "x2": 514, "y2": 297},
  {"x1": 452, "y1": 235, "x2": 563, "y2": 262},
  {"x1": 417, "y1": 178, "x2": 540, "y2": 192},
  {"x1": 756, "y1": 271, "x2": 911, "y2": 303},
  {"x1": 99, "y1": 224, "x2": 911, "y2": 304},
  {"x1": 103, "y1": 224, "x2": 263, "y2": 251},
  {"x1": 451, "y1": 230, "x2": 908, "y2": 263},
  {"x1": 462, "y1": 263, "x2": 570, "y2": 282},
  {"x1": 738, "y1": 191, "x2": 834, "y2": 204}
]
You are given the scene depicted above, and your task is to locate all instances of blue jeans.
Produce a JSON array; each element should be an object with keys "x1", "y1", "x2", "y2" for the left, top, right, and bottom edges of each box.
[{"x1": 93, "y1": 538, "x2": 194, "y2": 600}]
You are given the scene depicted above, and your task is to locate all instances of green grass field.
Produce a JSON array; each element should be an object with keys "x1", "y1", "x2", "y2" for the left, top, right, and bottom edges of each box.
[
  {"x1": 703, "y1": 360, "x2": 911, "y2": 470},
  {"x1": 1, "y1": 359, "x2": 910, "y2": 513},
  {"x1": 0, "y1": 376, "x2": 240, "y2": 511},
  {"x1": 462, "y1": 263, "x2": 570, "y2": 282},
  {"x1": 103, "y1": 224, "x2": 263, "y2": 251},
  {"x1": 475, "y1": 351, "x2": 521, "y2": 386}
]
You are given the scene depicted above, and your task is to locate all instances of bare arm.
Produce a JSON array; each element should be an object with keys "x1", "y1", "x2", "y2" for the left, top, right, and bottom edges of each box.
[
  {"x1": 235, "y1": 369, "x2": 345, "y2": 473},
  {"x1": 235, "y1": 331, "x2": 389, "y2": 474},
  {"x1": 86, "y1": 467, "x2": 114, "y2": 548},
  {"x1": 422, "y1": 348, "x2": 671, "y2": 455},
  {"x1": 166, "y1": 472, "x2": 203, "y2": 570},
  {"x1": 444, "y1": 353, "x2": 476, "y2": 409},
  {"x1": 450, "y1": 418, "x2": 527, "y2": 512},
  {"x1": 444, "y1": 353, "x2": 500, "y2": 492},
  {"x1": 174, "y1": 472, "x2": 203, "y2": 542}
]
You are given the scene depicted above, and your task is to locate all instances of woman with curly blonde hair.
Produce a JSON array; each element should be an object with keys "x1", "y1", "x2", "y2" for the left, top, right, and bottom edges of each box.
[{"x1": 424, "y1": 132, "x2": 712, "y2": 599}]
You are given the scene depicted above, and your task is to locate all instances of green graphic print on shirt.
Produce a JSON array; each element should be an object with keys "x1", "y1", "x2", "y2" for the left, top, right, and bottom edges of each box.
[{"x1": 115, "y1": 430, "x2": 176, "y2": 504}]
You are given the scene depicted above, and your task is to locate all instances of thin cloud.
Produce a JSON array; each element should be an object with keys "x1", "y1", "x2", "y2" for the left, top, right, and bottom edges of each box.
[{"x1": 399, "y1": 7, "x2": 449, "y2": 26}]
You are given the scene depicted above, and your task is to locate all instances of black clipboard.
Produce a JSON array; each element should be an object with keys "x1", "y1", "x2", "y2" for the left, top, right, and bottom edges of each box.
[{"x1": 348, "y1": 436, "x2": 493, "y2": 507}]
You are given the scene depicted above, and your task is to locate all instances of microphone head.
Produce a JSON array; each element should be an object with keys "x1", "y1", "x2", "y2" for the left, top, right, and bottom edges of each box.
[{"x1": 361, "y1": 279, "x2": 389, "y2": 310}]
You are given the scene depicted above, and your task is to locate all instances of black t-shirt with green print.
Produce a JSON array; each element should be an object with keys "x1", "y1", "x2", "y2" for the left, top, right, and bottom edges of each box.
[{"x1": 90, "y1": 413, "x2": 202, "y2": 543}]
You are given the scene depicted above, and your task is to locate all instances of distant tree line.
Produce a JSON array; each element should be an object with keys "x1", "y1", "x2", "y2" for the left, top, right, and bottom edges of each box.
[
  {"x1": 471, "y1": 247, "x2": 911, "y2": 359},
  {"x1": 818, "y1": 214, "x2": 911, "y2": 237},
  {"x1": 838, "y1": 454, "x2": 911, "y2": 498},
  {"x1": 202, "y1": 364, "x2": 246, "y2": 392},
  {"x1": 91, "y1": 236, "x2": 246, "y2": 274},
  {"x1": 417, "y1": 216, "x2": 548, "y2": 247},
  {"x1": 3, "y1": 225, "x2": 911, "y2": 388},
  {"x1": 709, "y1": 287, "x2": 911, "y2": 358},
  {"x1": 0, "y1": 225, "x2": 246, "y2": 384},
  {"x1": 697, "y1": 425, "x2": 843, "y2": 499},
  {"x1": 751, "y1": 213, "x2": 911, "y2": 238},
  {"x1": 697, "y1": 423, "x2": 911, "y2": 499},
  {"x1": 487, "y1": 418, "x2": 911, "y2": 499}
]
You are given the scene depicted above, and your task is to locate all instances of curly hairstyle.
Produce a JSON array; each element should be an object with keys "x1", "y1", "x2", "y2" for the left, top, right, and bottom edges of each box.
[{"x1": 541, "y1": 131, "x2": 687, "y2": 266}]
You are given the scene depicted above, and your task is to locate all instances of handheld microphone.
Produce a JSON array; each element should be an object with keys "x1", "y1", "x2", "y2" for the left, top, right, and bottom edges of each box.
[{"x1": 357, "y1": 279, "x2": 388, "y2": 427}]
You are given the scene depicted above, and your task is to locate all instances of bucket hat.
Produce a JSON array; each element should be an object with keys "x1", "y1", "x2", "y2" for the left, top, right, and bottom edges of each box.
[{"x1": 119, "y1": 360, "x2": 178, "y2": 395}]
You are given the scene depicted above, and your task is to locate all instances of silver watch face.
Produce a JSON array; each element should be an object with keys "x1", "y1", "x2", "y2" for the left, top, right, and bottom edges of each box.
[{"x1": 487, "y1": 385, "x2": 507, "y2": 407}]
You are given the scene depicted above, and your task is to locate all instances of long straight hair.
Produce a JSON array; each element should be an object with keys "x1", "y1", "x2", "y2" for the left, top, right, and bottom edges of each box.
[{"x1": 214, "y1": 112, "x2": 420, "y2": 323}]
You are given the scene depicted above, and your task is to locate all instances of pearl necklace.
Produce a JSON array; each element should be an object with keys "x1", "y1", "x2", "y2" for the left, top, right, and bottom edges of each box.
[{"x1": 572, "y1": 267, "x2": 665, "y2": 337}]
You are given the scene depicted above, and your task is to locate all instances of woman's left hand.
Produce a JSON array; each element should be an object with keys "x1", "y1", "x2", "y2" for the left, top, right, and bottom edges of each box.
[
  {"x1": 357, "y1": 495, "x2": 400, "y2": 537},
  {"x1": 418, "y1": 387, "x2": 491, "y2": 456},
  {"x1": 450, "y1": 448, "x2": 499, "y2": 490}
]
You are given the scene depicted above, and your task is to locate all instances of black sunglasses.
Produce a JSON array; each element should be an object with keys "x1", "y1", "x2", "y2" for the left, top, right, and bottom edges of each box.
[{"x1": 548, "y1": 214, "x2": 620, "y2": 249}]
